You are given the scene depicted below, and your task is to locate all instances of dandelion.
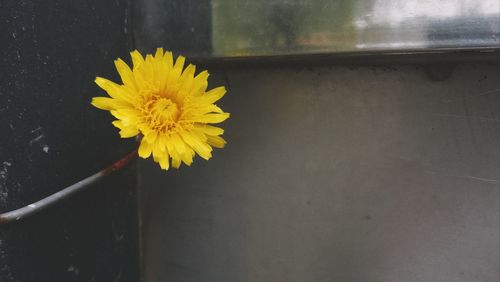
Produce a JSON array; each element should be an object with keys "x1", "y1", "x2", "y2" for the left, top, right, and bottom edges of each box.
[{"x1": 91, "y1": 48, "x2": 229, "y2": 170}]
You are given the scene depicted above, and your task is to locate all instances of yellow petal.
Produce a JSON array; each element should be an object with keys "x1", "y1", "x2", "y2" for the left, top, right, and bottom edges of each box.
[
  {"x1": 152, "y1": 148, "x2": 160, "y2": 163},
  {"x1": 159, "y1": 155, "x2": 170, "y2": 170},
  {"x1": 110, "y1": 109, "x2": 141, "y2": 126},
  {"x1": 114, "y1": 58, "x2": 137, "y2": 90},
  {"x1": 165, "y1": 140, "x2": 183, "y2": 169},
  {"x1": 91, "y1": 97, "x2": 117, "y2": 110},
  {"x1": 203, "y1": 86, "x2": 226, "y2": 103},
  {"x1": 112, "y1": 120, "x2": 124, "y2": 129},
  {"x1": 170, "y1": 133, "x2": 186, "y2": 154},
  {"x1": 112, "y1": 120, "x2": 139, "y2": 137},
  {"x1": 153, "y1": 140, "x2": 169, "y2": 170},
  {"x1": 180, "y1": 131, "x2": 212, "y2": 160},
  {"x1": 144, "y1": 54, "x2": 155, "y2": 83},
  {"x1": 192, "y1": 71, "x2": 209, "y2": 87},
  {"x1": 130, "y1": 50, "x2": 145, "y2": 70},
  {"x1": 196, "y1": 125, "x2": 224, "y2": 136},
  {"x1": 180, "y1": 147, "x2": 195, "y2": 166},
  {"x1": 94, "y1": 77, "x2": 135, "y2": 102},
  {"x1": 162, "y1": 51, "x2": 173, "y2": 68},
  {"x1": 119, "y1": 127, "x2": 139, "y2": 138},
  {"x1": 171, "y1": 156, "x2": 182, "y2": 169},
  {"x1": 157, "y1": 134, "x2": 168, "y2": 149},
  {"x1": 207, "y1": 135, "x2": 226, "y2": 148},
  {"x1": 192, "y1": 113, "x2": 230, "y2": 124},
  {"x1": 178, "y1": 64, "x2": 196, "y2": 92},
  {"x1": 154, "y1": 48, "x2": 164, "y2": 60},
  {"x1": 191, "y1": 129, "x2": 208, "y2": 142},
  {"x1": 173, "y1": 55, "x2": 185, "y2": 72},
  {"x1": 166, "y1": 55, "x2": 185, "y2": 89},
  {"x1": 195, "y1": 104, "x2": 224, "y2": 115},
  {"x1": 138, "y1": 139, "x2": 153, "y2": 158},
  {"x1": 92, "y1": 97, "x2": 131, "y2": 110},
  {"x1": 210, "y1": 105, "x2": 224, "y2": 113},
  {"x1": 143, "y1": 130, "x2": 158, "y2": 144},
  {"x1": 159, "y1": 52, "x2": 174, "y2": 92}
]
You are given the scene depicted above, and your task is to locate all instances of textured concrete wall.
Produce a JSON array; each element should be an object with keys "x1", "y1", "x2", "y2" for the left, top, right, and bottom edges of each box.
[
  {"x1": 140, "y1": 63, "x2": 500, "y2": 282},
  {"x1": 0, "y1": 1, "x2": 139, "y2": 281}
]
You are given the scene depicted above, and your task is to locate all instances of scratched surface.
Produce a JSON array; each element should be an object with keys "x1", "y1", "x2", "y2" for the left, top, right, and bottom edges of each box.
[
  {"x1": 141, "y1": 63, "x2": 500, "y2": 282},
  {"x1": 0, "y1": 0, "x2": 139, "y2": 281}
]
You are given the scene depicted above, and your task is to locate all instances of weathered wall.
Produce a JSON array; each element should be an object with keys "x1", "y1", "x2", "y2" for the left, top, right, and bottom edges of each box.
[
  {"x1": 0, "y1": 1, "x2": 139, "y2": 281},
  {"x1": 141, "y1": 63, "x2": 500, "y2": 282}
]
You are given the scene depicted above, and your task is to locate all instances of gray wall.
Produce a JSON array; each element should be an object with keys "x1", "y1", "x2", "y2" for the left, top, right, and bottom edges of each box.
[{"x1": 140, "y1": 63, "x2": 500, "y2": 282}]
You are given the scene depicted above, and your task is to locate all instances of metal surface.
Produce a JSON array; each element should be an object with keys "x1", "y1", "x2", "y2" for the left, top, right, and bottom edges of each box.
[
  {"x1": 141, "y1": 63, "x2": 500, "y2": 282},
  {"x1": 0, "y1": 0, "x2": 140, "y2": 281},
  {"x1": 134, "y1": 0, "x2": 500, "y2": 58}
]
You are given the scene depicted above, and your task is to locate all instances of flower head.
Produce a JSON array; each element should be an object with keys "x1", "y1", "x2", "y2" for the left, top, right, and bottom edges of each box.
[{"x1": 91, "y1": 48, "x2": 229, "y2": 170}]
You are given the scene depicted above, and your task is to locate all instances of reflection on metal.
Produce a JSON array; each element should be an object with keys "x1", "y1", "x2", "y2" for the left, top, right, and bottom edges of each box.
[
  {"x1": 353, "y1": 0, "x2": 500, "y2": 50},
  {"x1": 135, "y1": 0, "x2": 500, "y2": 58},
  {"x1": 212, "y1": 0, "x2": 500, "y2": 56}
]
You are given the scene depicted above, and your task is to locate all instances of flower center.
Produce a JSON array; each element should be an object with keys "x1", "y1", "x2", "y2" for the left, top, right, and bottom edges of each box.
[{"x1": 146, "y1": 97, "x2": 180, "y2": 133}]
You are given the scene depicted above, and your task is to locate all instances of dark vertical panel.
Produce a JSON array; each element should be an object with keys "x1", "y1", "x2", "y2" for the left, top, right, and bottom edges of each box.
[{"x1": 0, "y1": 0, "x2": 139, "y2": 281}]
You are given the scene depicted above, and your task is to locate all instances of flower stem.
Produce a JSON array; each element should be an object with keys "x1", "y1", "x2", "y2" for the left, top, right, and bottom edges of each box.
[{"x1": 0, "y1": 149, "x2": 138, "y2": 225}]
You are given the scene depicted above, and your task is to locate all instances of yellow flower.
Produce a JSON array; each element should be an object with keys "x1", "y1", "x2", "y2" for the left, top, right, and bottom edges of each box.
[{"x1": 91, "y1": 48, "x2": 229, "y2": 170}]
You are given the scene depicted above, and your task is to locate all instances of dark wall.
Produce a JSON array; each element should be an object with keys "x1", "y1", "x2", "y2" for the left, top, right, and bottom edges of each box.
[{"x1": 0, "y1": 1, "x2": 139, "y2": 281}]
